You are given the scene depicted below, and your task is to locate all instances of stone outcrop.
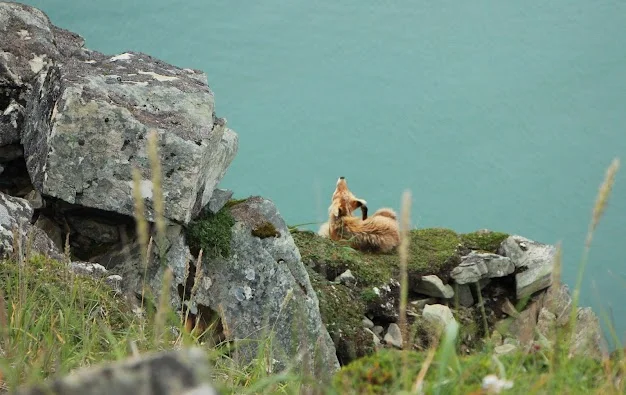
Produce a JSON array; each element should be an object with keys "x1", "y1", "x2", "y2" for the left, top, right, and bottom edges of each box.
[
  {"x1": 292, "y1": 227, "x2": 606, "y2": 364},
  {"x1": 0, "y1": 0, "x2": 339, "y2": 380},
  {"x1": 189, "y1": 197, "x2": 340, "y2": 375}
]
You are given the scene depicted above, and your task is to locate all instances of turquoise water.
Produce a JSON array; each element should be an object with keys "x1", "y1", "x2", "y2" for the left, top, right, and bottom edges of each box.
[{"x1": 23, "y1": 0, "x2": 626, "y2": 346}]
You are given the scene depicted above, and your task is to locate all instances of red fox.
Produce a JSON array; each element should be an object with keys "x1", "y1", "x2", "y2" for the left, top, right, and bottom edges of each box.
[{"x1": 318, "y1": 177, "x2": 400, "y2": 253}]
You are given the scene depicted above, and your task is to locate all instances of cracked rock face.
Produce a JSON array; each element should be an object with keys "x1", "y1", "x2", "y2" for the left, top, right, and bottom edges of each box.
[
  {"x1": 1, "y1": 2, "x2": 238, "y2": 224},
  {"x1": 498, "y1": 235, "x2": 556, "y2": 299},
  {"x1": 0, "y1": 2, "x2": 60, "y2": 146},
  {"x1": 22, "y1": 49, "x2": 238, "y2": 224},
  {"x1": 192, "y1": 197, "x2": 340, "y2": 377}
]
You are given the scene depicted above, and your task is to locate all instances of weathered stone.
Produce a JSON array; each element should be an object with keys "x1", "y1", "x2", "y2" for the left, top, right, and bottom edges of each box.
[
  {"x1": 0, "y1": 191, "x2": 62, "y2": 259},
  {"x1": 13, "y1": 347, "x2": 217, "y2": 395},
  {"x1": 542, "y1": 283, "x2": 572, "y2": 326},
  {"x1": 24, "y1": 188, "x2": 42, "y2": 209},
  {"x1": 384, "y1": 323, "x2": 403, "y2": 349},
  {"x1": 34, "y1": 214, "x2": 63, "y2": 250},
  {"x1": 208, "y1": 188, "x2": 233, "y2": 214},
  {"x1": 23, "y1": 50, "x2": 238, "y2": 224},
  {"x1": 423, "y1": 304, "x2": 456, "y2": 332},
  {"x1": 372, "y1": 325, "x2": 384, "y2": 337},
  {"x1": 362, "y1": 316, "x2": 374, "y2": 329},
  {"x1": 1, "y1": 2, "x2": 239, "y2": 224},
  {"x1": 410, "y1": 297, "x2": 437, "y2": 311},
  {"x1": 190, "y1": 197, "x2": 339, "y2": 377},
  {"x1": 364, "y1": 327, "x2": 381, "y2": 348},
  {"x1": 498, "y1": 235, "x2": 556, "y2": 299},
  {"x1": 455, "y1": 284, "x2": 474, "y2": 307},
  {"x1": 494, "y1": 343, "x2": 517, "y2": 355},
  {"x1": 451, "y1": 254, "x2": 488, "y2": 284},
  {"x1": 536, "y1": 307, "x2": 557, "y2": 338},
  {"x1": 451, "y1": 251, "x2": 514, "y2": 284},
  {"x1": 97, "y1": 223, "x2": 190, "y2": 311},
  {"x1": 507, "y1": 298, "x2": 542, "y2": 346},
  {"x1": 500, "y1": 298, "x2": 520, "y2": 318},
  {"x1": 0, "y1": 2, "x2": 60, "y2": 146},
  {"x1": 569, "y1": 307, "x2": 604, "y2": 361},
  {"x1": 335, "y1": 269, "x2": 356, "y2": 285},
  {"x1": 414, "y1": 274, "x2": 454, "y2": 298}
]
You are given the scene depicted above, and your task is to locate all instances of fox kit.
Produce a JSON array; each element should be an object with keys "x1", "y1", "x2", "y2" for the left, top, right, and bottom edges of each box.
[{"x1": 318, "y1": 177, "x2": 400, "y2": 253}]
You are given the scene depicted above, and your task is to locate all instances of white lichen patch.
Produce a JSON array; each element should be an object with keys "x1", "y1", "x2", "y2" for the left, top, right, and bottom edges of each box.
[
  {"x1": 138, "y1": 70, "x2": 179, "y2": 82},
  {"x1": 17, "y1": 29, "x2": 31, "y2": 40},
  {"x1": 28, "y1": 54, "x2": 47, "y2": 74},
  {"x1": 109, "y1": 52, "x2": 133, "y2": 62},
  {"x1": 128, "y1": 179, "x2": 154, "y2": 199},
  {"x1": 84, "y1": 60, "x2": 96, "y2": 64}
]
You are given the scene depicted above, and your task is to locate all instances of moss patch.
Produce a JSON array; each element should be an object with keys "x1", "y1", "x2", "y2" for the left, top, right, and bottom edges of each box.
[
  {"x1": 292, "y1": 227, "x2": 462, "y2": 287},
  {"x1": 251, "y1": 221, "x2": 279, "y2": 239},
  {"x1": 307, "y1": 267, "x2": 374, "y2": 365},
  {"x1": 185, "y1": 206, "x2": 235, "y2": 258},
  {"x1": 460, "y1": 230, "x2": 509, "y2": 253}
]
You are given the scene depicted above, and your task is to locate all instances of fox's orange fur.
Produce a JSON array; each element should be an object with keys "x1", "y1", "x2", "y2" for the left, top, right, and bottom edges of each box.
[{"x1": 318, "y1": 177, "x2": 400, "y2": 253}]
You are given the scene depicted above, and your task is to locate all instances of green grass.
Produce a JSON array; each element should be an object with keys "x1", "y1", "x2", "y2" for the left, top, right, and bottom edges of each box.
[{"x1": 1, "y1": 130, "x2": 623, "y2": 395}]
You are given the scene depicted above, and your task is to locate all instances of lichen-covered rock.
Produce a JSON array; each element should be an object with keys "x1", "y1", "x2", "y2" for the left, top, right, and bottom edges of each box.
[
  {"x1": 207, "y1": 188, "x2": 233, "y2": 214},
  {"x1": 414, "y1": 274, "x2": 454, "y2": 298},
  {"x1": 95, "y1": 223, "x2": 191, "y2": 311},
  {"x1": 22, "y1": 48, "x2": 238, "y2": 223},
  {"x1": 13, "y1": 347, "x2": 217, "y2": 395},
  {"x1": 498, "y1": 235, "x2": 556, "y2": 299},
  {"x1": 0, "y1": 2, "x2": 60, "y2": 146},
  {"x1": 422, "y1": 304, "x2": 456, "y2": 332},
  {"x1": 190, "y1": 197, "x2": 340, "y2": 376},
  {"x1": 0, "y1": 2, "x2": 238, "y2": 224},
  {"x1": 450, "y1": 251, "x2": 514, "y2": 284},
  {"x1": 0, "y1": 191, "x2": 62, "y2": 259}
]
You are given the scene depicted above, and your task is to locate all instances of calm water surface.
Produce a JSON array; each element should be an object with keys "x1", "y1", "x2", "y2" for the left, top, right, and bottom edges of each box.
[{"x1": 22, "y1": 0, "x2": 626, "y2": 346}]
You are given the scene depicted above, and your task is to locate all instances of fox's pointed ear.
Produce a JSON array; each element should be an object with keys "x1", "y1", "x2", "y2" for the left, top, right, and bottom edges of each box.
[{"x1": 355, "y1": 199, "x2": 367, "y2": 208}]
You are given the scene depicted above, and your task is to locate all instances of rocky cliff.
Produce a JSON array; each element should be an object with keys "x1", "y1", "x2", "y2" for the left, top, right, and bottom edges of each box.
[{"x1": 0, "y1": 2, "x2": 608, "y2": 394}]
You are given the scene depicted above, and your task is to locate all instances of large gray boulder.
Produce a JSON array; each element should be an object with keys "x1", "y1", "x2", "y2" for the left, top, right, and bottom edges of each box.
[
  {"x1": 0, "y1": 2, "x2": 238, "y2": 224},
  {"x1": 498, "y1": 235, "x2": 556, "y2": 299},
  {"x1": 0, "y1": 190, "x2": 62, "y2": 259},
  {"x1": 21, "y1": 49, "x2": 238, "y2": 224},
  {"x1": 192, "y1": 197, "x2": 340, "y2": 377},
  {"x1": 0, "y1": 2, "x2": 60, "y2": 146}
]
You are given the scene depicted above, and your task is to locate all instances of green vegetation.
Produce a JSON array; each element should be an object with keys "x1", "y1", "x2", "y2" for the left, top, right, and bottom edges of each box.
[
  {"x1": 251, "y1": 221, "x2": 280, "y2": 239},
  {"x1": 332, "y1": 347, "x2": 607, "y2": 394},
  {"x1": 461, "y1": 230, "x2": 509, "y2": 252},
  {"x1": 292, "y1": 227, "x2": 505, "y2": 288},
  {"x1": 307, "y1": 268, "x2": 374, "y2": 364},
  {"x1": 184, "y1": 206, "x2": 235, "y2": 258},
  {"x1": 1, "y1": 130, "x2": 622, "y2": 395}
]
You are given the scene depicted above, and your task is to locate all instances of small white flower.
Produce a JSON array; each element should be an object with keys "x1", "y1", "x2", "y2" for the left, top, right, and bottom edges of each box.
[{"x1": 482, "y1": 374, "x2": 514, "y2": 393}]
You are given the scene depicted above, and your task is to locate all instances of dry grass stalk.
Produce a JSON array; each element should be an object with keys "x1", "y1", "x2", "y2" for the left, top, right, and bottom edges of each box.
[
  {"x1": 586, "y1": 158, "x2": 620, "y2": 248},
  {"x1": 398, "y1": 190, "x2": 411, "y2": 350},
  {"x1": 146, "y1": 130, "x2": 167, "y2": 257}
]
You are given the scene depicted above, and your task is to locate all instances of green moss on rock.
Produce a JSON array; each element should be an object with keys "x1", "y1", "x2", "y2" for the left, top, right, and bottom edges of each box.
[
  {"x1": 251, "y1": 221, "x2": 279, "y2": 239},
  {"x1": 292, "y1": 227, "x2": 463, "y2": 287},
  {"x1": 185, "y1": 206, "x2": 235, "y2": 258},
  {"x1": 307, "y1": 267, "x2": 374, "y2": 365},
  {"x1": 460, "y1": 230, "x2": 509, "y2": 253}
]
